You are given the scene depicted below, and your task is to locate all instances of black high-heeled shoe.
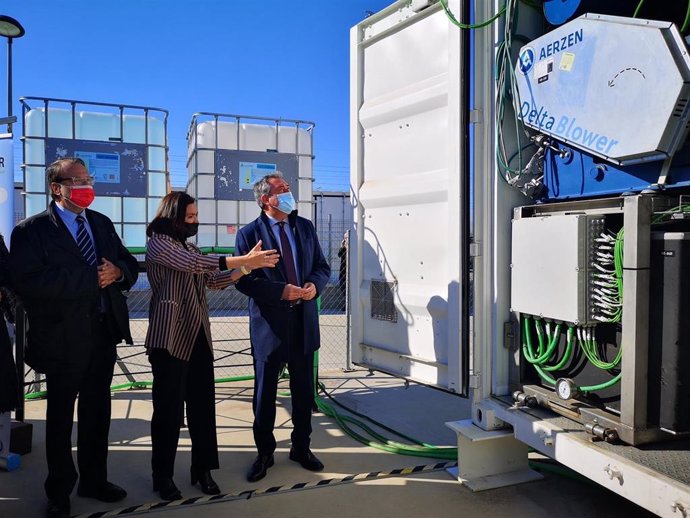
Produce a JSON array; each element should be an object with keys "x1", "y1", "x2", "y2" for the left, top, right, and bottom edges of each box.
[
  {"x1": 153, "y1": 477, "x2": 182, "y2": 501},
  {"x1": 191, "y1": 467, "x2": 221, "y2": 495}
]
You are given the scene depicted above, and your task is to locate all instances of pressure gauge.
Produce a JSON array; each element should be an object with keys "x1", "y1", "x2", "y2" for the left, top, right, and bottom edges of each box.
[{"x1": 555, "y1": 378, "x2": 580, "y2": 401}]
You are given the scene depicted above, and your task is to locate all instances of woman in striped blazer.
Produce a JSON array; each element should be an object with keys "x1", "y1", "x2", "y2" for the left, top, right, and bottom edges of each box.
[{"x1": 145, "y1": 191, "x2": 278, "y2": 501}]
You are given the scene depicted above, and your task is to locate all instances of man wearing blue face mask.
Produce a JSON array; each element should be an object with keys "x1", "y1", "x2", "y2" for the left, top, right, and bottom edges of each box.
[{"x1": 235, "y1": 172, "x2": 330, "y2": 483}]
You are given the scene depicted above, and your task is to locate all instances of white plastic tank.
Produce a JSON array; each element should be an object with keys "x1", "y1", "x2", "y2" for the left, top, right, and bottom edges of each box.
[
  {"x1": 187, "y1": 115, "x2": 315, "y2": 248},
  {"x1": 21, "y1": 99, "x2": 168, "y2": 247}
]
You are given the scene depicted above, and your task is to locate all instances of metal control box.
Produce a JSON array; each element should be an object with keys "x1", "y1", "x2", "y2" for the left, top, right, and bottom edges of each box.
[{"x1": 511, "y1": 214, "x2": 603, "y2": 324}]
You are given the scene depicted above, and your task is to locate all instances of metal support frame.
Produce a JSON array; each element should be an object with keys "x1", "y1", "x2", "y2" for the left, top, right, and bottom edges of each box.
[
  {"x1": 446, "y1": 419, "x2": 542, "y2": 491},
  {"x1": 620, "y1": 195, "x2": 652, "y2": 436},
  {"x1": 515, "y1": 194, "x2": 679, "y2": 445},
  {"x1": 481, "y1": 397, "x2": 690, "y2": 518},
  {"x1": 6, "y1": 36, "x2": 14, "y2": 134}
]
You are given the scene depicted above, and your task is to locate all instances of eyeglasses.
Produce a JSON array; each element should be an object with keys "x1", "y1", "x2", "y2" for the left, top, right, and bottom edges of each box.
[{"x1": 55, "y1": 176, "x2": 96, "y2": 186}]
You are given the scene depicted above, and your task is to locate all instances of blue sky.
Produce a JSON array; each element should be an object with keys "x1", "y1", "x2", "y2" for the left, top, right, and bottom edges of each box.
[{"x1": 1, "y1": 0, "x2": 392, "y2": 190}]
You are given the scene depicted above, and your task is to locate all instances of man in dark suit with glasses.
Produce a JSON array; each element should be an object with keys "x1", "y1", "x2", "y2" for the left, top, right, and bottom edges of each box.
[{"x1": 9, "y1": 157, "x2": 138, "y2": 518}]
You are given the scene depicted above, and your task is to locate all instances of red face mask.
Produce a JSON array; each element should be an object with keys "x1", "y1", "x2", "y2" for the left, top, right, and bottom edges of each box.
[{"x1": 68, "y1": 185, "x2": 95, "y2": 209}]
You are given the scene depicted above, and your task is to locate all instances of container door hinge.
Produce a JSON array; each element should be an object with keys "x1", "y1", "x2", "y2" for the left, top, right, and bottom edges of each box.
[
  {"x1": 469, "y1": 242, "x2": 481, "y2": 257},
  {"x1": 469, "y1": 109, "x2": 481, "y2": 124},
  {"x1": 410, "y1": 0, "x2": 434, "y2": 12},
  {"x1": 469, "y1": 374, "x2": 481, "y2": 389},
  {"x1": 504, "y1": 321, "x2": 517, "y2": 350},
  {"x1": 671, "y1": 500, "x2": 688, "y2": 517}
]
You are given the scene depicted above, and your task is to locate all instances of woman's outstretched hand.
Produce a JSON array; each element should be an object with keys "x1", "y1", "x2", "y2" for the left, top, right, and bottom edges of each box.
[{"x1": 244, "y1": 240, "x2": 279, "y2": 269}]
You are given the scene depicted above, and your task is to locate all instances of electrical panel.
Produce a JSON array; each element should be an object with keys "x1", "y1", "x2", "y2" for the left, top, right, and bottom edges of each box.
[{"x1": 511, "y1": 213, "x2": 605, "y2": 324}]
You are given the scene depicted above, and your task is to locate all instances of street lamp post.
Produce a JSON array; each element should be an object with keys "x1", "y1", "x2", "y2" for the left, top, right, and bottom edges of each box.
[{"x1": 0, "y1": 15, "x2": 25, "y2": 134}]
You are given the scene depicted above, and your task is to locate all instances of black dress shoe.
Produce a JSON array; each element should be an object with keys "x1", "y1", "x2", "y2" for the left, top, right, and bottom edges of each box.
[
  {"x1": 46, "y1": 500, "x2": 70, "y2": 518},
  {"x1": 153, "y1": 477, "x2": 182, "y2": 501},
  {"x1": 191, "y1": 467, "x2": 221, "y2": 495},
  {"x1": 246, "y1": 454, "x2": 274, "y2": 482},
  {"x1": 77, "y1": 481, "x2": 127, "y2": 503},
  {"x1": 289, "y1": 448, "x2": 324, "y2": 472}
]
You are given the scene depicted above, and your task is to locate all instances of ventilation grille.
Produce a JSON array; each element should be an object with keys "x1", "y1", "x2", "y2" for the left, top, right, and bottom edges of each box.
[
  {"x1": 672, "y1": 98, "x2": 688, "y2": 118},
  {"x1": 370, "y1": 280, "x2": 397, "y2": 323}
]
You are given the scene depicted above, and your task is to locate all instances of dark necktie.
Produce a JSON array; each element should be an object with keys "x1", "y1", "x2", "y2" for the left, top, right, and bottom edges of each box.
[
  {"x1": 76, "y1": 215, "x2": 97, "y2": 266},
  {"x1": 277, "y1": 222, "x2": 299, "y2": 286}
]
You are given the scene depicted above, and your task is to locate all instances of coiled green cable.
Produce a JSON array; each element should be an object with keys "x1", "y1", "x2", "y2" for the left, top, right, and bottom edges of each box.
[
  {"x1": 578, "y1": 331, "x2": 622, "y2": 371},
  {"x1": 316, "y1": 381, "x2": 457, "y2": 460},
  {"x1": 543, "y1": 326, "x2": 575, "y2": 372},
  {"x1": 523, "y1": 316, "x2": 622, "y2": 393}
]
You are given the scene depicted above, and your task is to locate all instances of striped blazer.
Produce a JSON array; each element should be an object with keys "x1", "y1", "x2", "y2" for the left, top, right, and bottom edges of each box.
[{"x1": 145, "y1": 233, "x2": 236, "y2": 361}]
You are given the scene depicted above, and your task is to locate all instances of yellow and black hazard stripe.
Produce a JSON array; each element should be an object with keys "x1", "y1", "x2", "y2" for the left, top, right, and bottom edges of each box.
[{"x1": 72, "y1": 461, "x2": 458, "y2": 518}]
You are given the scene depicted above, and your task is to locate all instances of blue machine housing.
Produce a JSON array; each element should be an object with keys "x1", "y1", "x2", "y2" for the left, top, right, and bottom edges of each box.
[
  {"x1": 543, "y1": 1, "x2": 688, "y2": 28},
  {"x1": 542, "y1": 144, "x2": 690, "y2": 201},
  {"x1": 543, "y1": 0, "x2": 630, "y2": 26}
]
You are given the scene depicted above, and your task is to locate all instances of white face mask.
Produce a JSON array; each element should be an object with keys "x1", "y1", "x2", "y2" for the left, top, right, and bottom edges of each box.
[{"x1": 275, "y1": 191, "x2": 296, "y2": 214}]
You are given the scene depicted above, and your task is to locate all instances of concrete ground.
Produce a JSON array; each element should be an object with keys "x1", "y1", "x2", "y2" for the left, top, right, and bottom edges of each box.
[{"x1": 1, "y1": 370, "x2": 653, "y2": 518}]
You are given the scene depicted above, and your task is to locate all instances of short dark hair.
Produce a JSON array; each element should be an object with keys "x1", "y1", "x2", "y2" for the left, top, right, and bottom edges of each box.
[
  {"x1": 253, "y1": 172, "x2": 285, "y2": 209},
  {"x1": 146, "y1": 191, "x2": 196, "y2": 240},
  {"x1": 46, "y1": 157, "x2": 87, "y2": 201}
]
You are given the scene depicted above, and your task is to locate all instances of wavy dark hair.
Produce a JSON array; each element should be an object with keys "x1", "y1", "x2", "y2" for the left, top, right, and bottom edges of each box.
[{"x1": 146, "y1": 191, "x2": 195, "y2": 241}]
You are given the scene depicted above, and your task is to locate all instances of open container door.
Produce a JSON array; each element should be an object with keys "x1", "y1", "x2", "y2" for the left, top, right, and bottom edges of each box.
[{"x1": 349, "y1": 0, "x2": 470, "y2": 395}]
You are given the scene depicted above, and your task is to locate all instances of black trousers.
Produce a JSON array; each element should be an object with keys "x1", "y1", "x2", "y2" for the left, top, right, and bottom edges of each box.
[
  {"x1": 252, "y1": 306, "x2": 315, "y2": 456},
  {"x1": 149, "y1": 328, "x2": 218, "y2": 479},
  {"x1": 0, "y1": 316, "x2": 18, "y2": 413},
  {"x1": 44, "y1": 318, "x2": 115, "y2": 506}
]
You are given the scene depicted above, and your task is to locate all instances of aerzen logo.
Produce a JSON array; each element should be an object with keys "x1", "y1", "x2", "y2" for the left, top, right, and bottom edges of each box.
[{"x1": 518, "y1": 47, "x2": 535, "y2": 75}]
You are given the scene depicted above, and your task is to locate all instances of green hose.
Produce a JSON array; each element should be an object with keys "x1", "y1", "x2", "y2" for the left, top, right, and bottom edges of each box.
[
  {"x1": 579, "y1": 372, "x2": 622, "y2": 393},
  {"x1": 522, "y1": 316, "x2": 622, "y2": 393},
  {"x1": 522, "y1": 317, "x2": 560, "y2": 365},
  {"x1": 682, "y1": 0, "x2": 690, "y2": 32},
  {"x1": 318, "y1": 381, "x2": 454, "y2": 451},
  {"x1": 25, "y1": 373, "x2": 262, "y2": 401},
  {"x1": 632, "y1": 0, "x2": 645, "y2": 18},
  {"x1": 439, "y1": 0, "x2": 506, "y2": 30},
  {"x1": 315, "y1": 382, "x2": 457, "y2": 460},
  {"x1": 542, "y1": 326, "x2": 574, "y2": 372},
  {"x1": 577, "y1": 332, "x2": 622, "y2": 371}
]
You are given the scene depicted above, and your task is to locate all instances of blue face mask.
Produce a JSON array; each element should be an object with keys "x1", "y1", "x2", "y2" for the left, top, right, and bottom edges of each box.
[{"x1": 275, "y1": 191, "x2": 296, "y2": 215}]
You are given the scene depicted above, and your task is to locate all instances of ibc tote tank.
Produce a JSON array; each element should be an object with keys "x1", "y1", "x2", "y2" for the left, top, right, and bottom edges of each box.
[
  {"x1": 186, "y1": 113, "x2": 315, "y2": 249},
  {"x1": 21, "y1": 97, "x2": 169, "y2": 247}
]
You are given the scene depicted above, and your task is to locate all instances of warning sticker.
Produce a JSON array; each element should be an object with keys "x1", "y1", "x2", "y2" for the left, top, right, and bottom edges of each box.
[
  {"x1": 534, "y1": 59, "x2": 553, "y2": 83},
  {"x1": 559, "y1": 52, "x2": 575, "y2": 72}
]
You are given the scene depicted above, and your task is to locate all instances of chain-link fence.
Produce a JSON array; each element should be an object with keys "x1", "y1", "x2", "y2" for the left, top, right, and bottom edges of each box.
[
  {"x1": 315, "y1": 218, "x2": 351, "y2": 371},
  {"x1": 23, "y1": 223, "x2": 352, "y2": 394}
]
